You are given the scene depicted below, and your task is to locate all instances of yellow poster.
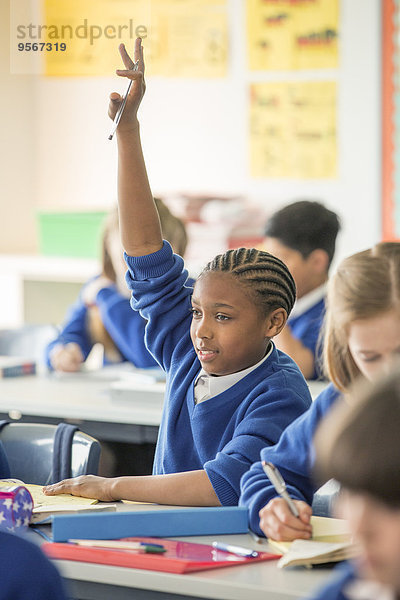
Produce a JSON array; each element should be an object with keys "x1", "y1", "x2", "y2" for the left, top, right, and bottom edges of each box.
[
  {"x1": 249, "y1": 81, "x2": 336, "y2": 178},
  {"x1": 247, "y1": 0, "x2": 339, "y2": 70},
  {"x1": 42, "y1": 0, "x2": 228, "y2": 77},
  {"x1": 43, "y1": 0, "x2": 150, "y2": 77},
  {"x1": 148, "y1": 0, "x2": 228, "y2": 78}
]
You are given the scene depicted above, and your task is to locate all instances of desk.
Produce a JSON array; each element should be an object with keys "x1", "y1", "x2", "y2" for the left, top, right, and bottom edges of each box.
[
  {"x1": 0, "y1": 371, "x2": 164, "y2": 444},
  {"x1": 0, "y1": 372, "x2": 327, "y2": 445},
  {"x1": 43, "y1": 504, "x2": 333, "y2": 600}
]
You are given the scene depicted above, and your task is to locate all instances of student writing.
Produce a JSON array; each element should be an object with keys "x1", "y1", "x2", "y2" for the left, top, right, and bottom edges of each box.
[
  {"x1": 239, "y1": 241, "x2": 400, "y2": 538},
  {"x1": 263, "y1": 200, "x2": 340, "y2": 380},
  {"x1": 308, "y1": 367, "x2": 400, "y2": 600},
  {"x1": 45, "y1": 200, "x2": 190, "y2": 372},
  {"x1": 43, "y1": 39, "x2": 311, "y2": 506}
]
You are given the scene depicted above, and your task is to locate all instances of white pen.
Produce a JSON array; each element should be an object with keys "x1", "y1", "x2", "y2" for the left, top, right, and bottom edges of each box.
[
  {"x1": 212, "y1": 541, "x2": 259, "y2": 558},
  {"x1": 262, "y1": 460, "x2": 300, "y2": 518},
  {"x1": 108, "y1": 59, "x2": 139, "y2": 140}
]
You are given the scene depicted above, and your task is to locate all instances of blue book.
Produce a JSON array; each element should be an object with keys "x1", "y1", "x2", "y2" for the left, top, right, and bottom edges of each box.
[{"x1": 52, "y1": 507, "x2": 249, "y2": 542}]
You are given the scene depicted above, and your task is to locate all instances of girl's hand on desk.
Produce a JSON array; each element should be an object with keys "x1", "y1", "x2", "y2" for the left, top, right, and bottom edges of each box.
[
  {"x1": 109, "y1": 37, "x2": 145, "y2": 133},
  {"x1": 43, "y1": 475, "x2": 117, "y2": 502},
  {"x1": 49, "y1": 343, "x2": 84, "y2": 372},
  {"x1": 259, "y1": 497, "x2": 312, "y2": 541}
]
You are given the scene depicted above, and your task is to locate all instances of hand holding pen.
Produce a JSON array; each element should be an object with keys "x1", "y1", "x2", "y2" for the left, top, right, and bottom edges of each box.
[
  {"x1": 259, "y1": 461, "x2": 312, "y2": 542},
  {"x1": 108, "y1": 38, "x2": 146, "y2": 138}
]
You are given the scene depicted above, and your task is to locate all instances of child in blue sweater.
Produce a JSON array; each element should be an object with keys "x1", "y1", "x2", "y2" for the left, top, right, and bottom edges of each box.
[
  {"x1": 0, "y1": 530, "x2": 67, "y2": 599},
  {"x1": 43, "y1": 38, "x2": 311, "y2": 506},
  {"x1": 263, "y1": 200, "x2": 341, "y2": 379},
  {"x1": 240, "y1": 241, "x2": 400, "y2": 538},
  {"x1": 308, "y1": 368, "x2": 400, "y2": 600},
  {"x1": 45, "y1": 199, "x2": 190, "y2": 372}
]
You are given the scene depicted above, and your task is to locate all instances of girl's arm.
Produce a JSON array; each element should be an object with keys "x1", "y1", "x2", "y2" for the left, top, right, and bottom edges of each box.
[
  {"x1": 110, "y1": 39, "x2": 162, "y2": 257},
  {"x1": 44, "y1": 470, "x2": 220, "y2": 506}
]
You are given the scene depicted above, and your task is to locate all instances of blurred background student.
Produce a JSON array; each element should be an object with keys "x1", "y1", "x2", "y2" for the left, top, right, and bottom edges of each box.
[
  {"x1": 309, "y1": 367, "x2": 400, "y2": 600},
  {"x1": 45, "y1": 198, "x2": 190, "y2": 372},
  {"x1": 263, "y1": 200, "x2": 341, "y2": 380}
]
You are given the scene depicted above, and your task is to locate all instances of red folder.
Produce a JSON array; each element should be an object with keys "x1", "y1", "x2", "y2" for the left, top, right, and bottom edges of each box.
[{"x1": 43, "y1": 537, "x2": 280, "y2": 574}]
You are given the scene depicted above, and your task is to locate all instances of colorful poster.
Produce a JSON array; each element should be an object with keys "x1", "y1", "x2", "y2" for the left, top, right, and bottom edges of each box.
[
  {"x1": 247, "y1": 0, "x2": 339, "y2": 71},
  {"x1": 249, "y1": 81, "x2": 336, "y2": 178},
  {"x1": 41, "y1": 0, "x2": 228, "y2": 77}
]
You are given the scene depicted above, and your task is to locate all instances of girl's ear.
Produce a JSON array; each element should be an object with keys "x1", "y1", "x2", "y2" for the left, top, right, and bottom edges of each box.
[{"x1": 265, "y1": 308, "x2": 287, "y2": 338}]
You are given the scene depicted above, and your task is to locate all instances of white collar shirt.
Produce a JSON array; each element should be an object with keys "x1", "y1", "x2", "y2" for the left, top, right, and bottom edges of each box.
[{"x1": 194, "y1": 343, "x2": 273, "y2": 404}]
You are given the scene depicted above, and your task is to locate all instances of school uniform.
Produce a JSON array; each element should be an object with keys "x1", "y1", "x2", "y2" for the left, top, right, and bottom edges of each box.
[
  {"x1": 308, "y1": 561, "x2": 396, "y2": 600},
  {"x1": 287, "y1": 284, "x2": 326, "y2": 380},
  {"x1": 45, "y1": 277, "x2": 160, "y2": 369},
  {"x1": 124, "y1": 241, "x2": 312, "y2": 505},
  {"x1": 0, "y1": 531, "x2": 67, "y2": 599},
  {"x1": 239, "y1": 383, "x2": 340, "y2": 533}
]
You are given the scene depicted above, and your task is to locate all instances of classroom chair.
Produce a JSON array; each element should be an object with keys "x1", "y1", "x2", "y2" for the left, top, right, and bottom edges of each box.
[
  {"x1": 0, "y1": 422, "x2": 101, "y2": 485},
  {"x1": 311, "y1": 478, "x2": 341, "y2": 517}
]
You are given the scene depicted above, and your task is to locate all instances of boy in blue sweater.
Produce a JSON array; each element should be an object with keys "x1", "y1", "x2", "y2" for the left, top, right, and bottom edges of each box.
[
  {"x1": 240, "y1": 242, "x2": 400, "y2": 538},
  {"x1": 43, "y1": 38, "x2": 311, "y2": 506},
  {"x1": 263, "y1": 201, "x2": 340, "y2": 379},
  {"x1": 308, "y1": 368, "x2": 400, "y2": 600}
]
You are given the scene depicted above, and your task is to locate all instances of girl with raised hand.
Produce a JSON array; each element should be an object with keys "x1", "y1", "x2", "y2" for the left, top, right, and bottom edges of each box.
[
  {"x1": 240, "y1": 242, "x2": 400, "y2": 539},
  {"x1": 44, "y1": 39, "x2": 311, "y2": 506}
]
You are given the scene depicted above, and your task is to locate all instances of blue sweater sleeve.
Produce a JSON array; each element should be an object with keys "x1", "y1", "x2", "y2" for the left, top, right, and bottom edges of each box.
[
  {"x1": 0, "y1": 531, "x2": 68, "y2": 599},
  {"x1": 124, "y1": 242, "x2": 194, "y2": 372},
  {"x1": 239, "y1": 384, "x2": 340, "y2": 535},
  {"x1": 44, "y1": 293, "x2": 92, "y2": 369},
  {"x1": 95, "y1": 287, "x2": 158, "y2": 368}
]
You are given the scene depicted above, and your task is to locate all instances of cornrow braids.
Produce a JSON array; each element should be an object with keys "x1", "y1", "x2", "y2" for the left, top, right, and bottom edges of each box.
[{"x1": 199, "y1": 247, "x2": 296, "y2": 317}]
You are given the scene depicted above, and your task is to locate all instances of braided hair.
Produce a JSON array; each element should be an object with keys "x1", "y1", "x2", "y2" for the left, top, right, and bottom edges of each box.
[{"x1": 199, "y1": 247, "x2": 296, "y2": 317}]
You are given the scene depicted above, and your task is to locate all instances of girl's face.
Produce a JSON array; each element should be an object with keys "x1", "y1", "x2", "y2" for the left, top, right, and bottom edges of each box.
[
  {"x1": 107, "y1": 230, "x2": 130, "y2": 297},
  {"x1": 338, "y1": 490, "x2": 400, "y2": 591},
  {"x1": 347, "y1": 309, "x2": 400, "y2": 381},
  {"x1": 190, "y1": 271, "x2": 285, "y2": 376}
]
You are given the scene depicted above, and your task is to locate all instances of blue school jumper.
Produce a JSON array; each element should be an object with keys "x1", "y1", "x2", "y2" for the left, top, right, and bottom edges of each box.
[
  {"x1": 240, "y1": 383, "x2": 340, "y2": 533},
  {"x1": 45, "y1": 275, "x2": 190, "y2": 370},
  {"x1": 288, "y1": 297, "x2": 325, "y2": 380},
  {"x1": 0, "y1": 531, "x2": 67, "y2": 599},
  {"x1": 124, "y1": 241, "x2": 312, "y2": 506},
  {"x1": 307, "y1": 562, "x2": 356, "y2": 600}
]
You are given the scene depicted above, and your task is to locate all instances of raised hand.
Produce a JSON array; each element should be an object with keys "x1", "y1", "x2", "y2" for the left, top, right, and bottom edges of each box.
[{"x1": 108, "y1": 38, "x2": 145, "y2": 133}]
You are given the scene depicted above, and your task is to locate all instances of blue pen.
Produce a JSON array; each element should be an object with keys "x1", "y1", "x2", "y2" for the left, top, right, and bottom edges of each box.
[{"x1": 212, "y1": 541, "x2": 259, "y2": 558}]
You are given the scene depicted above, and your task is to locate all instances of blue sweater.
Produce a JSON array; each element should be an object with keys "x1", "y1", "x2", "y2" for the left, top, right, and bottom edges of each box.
[
  {"x1": 288, "y1": 297, "x2": 325, "y2": 380},
  {"x1": 0, "y1": 531, "x2": 67, "y2": 599},
  {"x1": 307, "y1": 561, "x2": 356, "y2": 600},
  {"x1": 124, "y1": 242, "x2": 312, "y2": 505},
  {"x1": 45, "y1": 278, "x2": 160, "y2": 369},
  {"x1": 240, "y1": 383, "x2": 340, "y2": 533}
]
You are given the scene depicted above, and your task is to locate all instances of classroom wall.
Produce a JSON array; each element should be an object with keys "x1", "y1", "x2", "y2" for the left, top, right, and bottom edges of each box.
[{"x1": 0, "y1": 0, "x2": 381, "y2": 264}]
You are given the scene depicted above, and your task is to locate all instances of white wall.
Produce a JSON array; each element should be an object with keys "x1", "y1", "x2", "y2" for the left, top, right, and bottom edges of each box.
[{"x1": 2, "y1": 0, "x2": 382, "y2": 264}]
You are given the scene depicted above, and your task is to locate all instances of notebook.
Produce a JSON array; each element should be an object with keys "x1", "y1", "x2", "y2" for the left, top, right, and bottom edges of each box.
[
  {"x1": 42, "y1": 537, "x2": 280, "y2": 574},
  {"x1": 268, "y1": 516, "x2": 360, "y2": 568}
]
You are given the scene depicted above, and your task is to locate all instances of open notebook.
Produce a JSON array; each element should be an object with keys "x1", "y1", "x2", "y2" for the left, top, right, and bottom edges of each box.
[{"x1": 268, "y1": 516, "x2": 360, "y2": 568}]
